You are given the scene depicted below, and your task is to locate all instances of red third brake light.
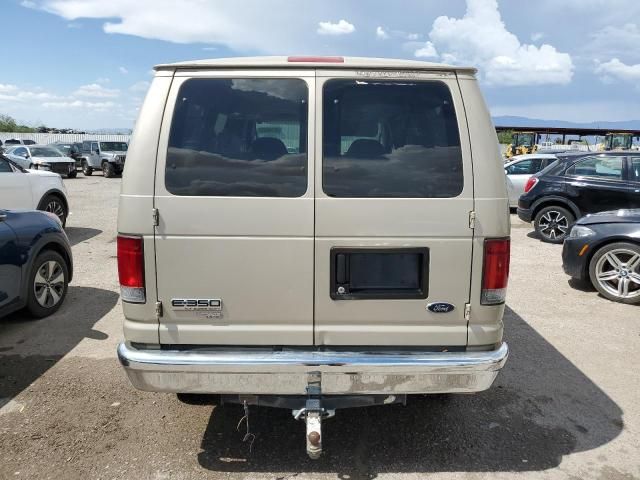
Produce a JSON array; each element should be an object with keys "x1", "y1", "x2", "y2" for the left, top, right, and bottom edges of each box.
[
  {"x1": 287, "y1": 56, "x2": 345, "y2": 63},
  {"x1": 117, "y1": 235, "x2": 146, "y2": 303},
  {"x1": 481, "y1": 238, "x2": 510, "y2": 305},
  {"x1": 524, "y1": 176, "x2": 539, "y2": 193}
]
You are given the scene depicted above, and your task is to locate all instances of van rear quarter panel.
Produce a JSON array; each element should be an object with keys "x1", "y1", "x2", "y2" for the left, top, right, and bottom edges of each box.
[
  {"x1": 457, "y1": 76, "x2": 510, "y2": 346},
  {"x1": 118, "y1": 73, "x2": 173, "y2": 343}
]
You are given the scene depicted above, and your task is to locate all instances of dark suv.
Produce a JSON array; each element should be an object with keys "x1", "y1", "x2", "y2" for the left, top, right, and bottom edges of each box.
[{"x1": 517, "y1": 152, "x2": 640, "y2": 243}]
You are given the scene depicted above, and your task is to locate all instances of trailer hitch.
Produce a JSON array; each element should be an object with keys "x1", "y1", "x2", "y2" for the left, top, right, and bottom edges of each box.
[{"x1": 292, "y1": 371, "x2": 334, "y2": 459}]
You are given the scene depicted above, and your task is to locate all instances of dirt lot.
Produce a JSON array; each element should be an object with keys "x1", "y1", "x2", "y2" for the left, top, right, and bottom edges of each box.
[{"x1": 0, "y1": 175, "x2": 639, "y2": 480}]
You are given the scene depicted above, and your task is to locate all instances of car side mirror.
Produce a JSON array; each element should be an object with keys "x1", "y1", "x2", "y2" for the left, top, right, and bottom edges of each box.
[
  {"x1": 504, "y1": 169, "x2": 508, "y2": 174},
  {"x1": 22, "y1": 152, "x2": 29, "y2": 158},
  {"x1": 94, "y1": 149, "x2": 100, "y2": 154}
]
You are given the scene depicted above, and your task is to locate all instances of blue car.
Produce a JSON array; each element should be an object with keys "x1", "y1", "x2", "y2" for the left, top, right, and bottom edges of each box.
[{"x1": 0, "y1": 209, "x2": 73, "y2": 319}]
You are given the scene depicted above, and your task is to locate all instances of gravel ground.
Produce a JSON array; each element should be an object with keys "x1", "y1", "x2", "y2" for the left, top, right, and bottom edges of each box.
[{"x1": 0, "y1": 175, "x2": 639, "y2": 480}]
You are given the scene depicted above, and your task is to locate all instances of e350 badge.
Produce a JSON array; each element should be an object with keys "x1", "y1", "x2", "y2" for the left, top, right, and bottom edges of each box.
[{"x1": 171, "y1": 298, "x2": 223, "y2": 318}]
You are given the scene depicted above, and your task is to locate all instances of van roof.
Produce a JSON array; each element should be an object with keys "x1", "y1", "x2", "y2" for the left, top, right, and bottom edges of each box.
[{"x1": 154, "y1": 56, "x2": 477, "y2": 74}]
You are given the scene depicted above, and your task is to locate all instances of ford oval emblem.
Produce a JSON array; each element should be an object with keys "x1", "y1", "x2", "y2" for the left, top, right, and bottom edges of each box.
[{"x1": 427, "y1": 302, "x2": 455, "y2": 313}]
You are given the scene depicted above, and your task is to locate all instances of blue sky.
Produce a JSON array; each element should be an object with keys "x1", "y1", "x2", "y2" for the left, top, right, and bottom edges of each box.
[{"x1": 2, "y1": 0, "x2": 640, "y2": 130}]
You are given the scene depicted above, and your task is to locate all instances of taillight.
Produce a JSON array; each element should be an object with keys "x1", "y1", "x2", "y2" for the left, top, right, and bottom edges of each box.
[
  {"x1": 481, "y1": 238, "x2": 510, "y2": 305},
  {"x1": 524, "y1": 176, "x2": 539, "y2": 193},
  {"x1": 117, "y1": 235, "x2": 145, "y2": 303}
]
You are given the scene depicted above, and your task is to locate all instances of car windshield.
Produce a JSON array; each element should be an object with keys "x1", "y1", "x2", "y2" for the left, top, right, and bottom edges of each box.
[
  {"x1": 56, "y1": 144, "x2": 72, "y2": 154},
  {"x1": 100, "y1": 142, "x2": 127, "y2": 151},
  {"x1": 30, "y1": 147, "x2": 64, "y2": 157}
]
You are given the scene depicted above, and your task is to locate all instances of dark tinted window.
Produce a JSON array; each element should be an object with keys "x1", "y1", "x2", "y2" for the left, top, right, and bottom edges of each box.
[
  {"x1": 0, "y1": 158, "x2": 13, "y2": 173},
  {"x1": 506, "y1": 158, "x2": 543, "y2": 175},
  {"x1": 566, "y1": 156, "x2": 623, "y2": 180},
  {"x1": 166, "y1": 78, "x2": 308, "y2": 197},
  {"x1": 323, "y1": 79, "x2": 462, "y2": 198},
  {"x1": 631, "y1": 157, "x2": 640, "y2": 182}
]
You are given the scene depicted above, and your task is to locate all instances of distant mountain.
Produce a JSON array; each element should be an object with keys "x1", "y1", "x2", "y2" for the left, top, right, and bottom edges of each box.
[{"x1": 492, "y1": 115, "x2": 640, "y2": 131}]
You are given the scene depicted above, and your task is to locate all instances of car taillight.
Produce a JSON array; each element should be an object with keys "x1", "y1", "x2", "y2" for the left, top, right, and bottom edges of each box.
[
  {"x1": 481, "y1": 238, "x2": 510, "y2": 305},
  {"x1": 117, "y1": 235, "x2": 145, "y2": 303},
  {"x1": 524, "y1": 176, "x2": 539, "y2": 193}
]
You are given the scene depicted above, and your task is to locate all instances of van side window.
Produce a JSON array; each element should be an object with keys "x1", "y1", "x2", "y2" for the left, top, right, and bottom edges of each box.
[
  {"x1": 165, "y1": 78, "x2": 308, "y2": 197},
  {"x1": 322, "y1": 80, "x2": 463, "y2": 198}
]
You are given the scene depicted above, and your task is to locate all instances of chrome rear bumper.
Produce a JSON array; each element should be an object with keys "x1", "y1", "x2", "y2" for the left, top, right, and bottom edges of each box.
[{"x1": 117, "y1": 342, "x2": 508, "y2": 395}]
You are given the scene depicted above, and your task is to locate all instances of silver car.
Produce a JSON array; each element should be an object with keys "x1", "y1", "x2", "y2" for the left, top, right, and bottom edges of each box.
[
  {"x1": 5, "y1": 145, "x2": 77, "y2": 178},
  {"x1": 504, "y1": 153, "x2": 558, "y2": 208}
]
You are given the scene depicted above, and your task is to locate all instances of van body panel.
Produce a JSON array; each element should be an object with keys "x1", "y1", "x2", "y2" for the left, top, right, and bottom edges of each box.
[
  {"x1": 153, "y1": 71, "x2": 316, "y2": 345},
  {"x1": 457, "y1": 77, "x2": 509, "y2": 343},
  {"x1": 119, "y1": 76, "x2": 172, "y2": 340},
  {"x1": 119, "y1": 59, "x2": 508, "y2": 351},
  {"x1": 314, "y1": 72, "x2": 474, "y2": 346}
]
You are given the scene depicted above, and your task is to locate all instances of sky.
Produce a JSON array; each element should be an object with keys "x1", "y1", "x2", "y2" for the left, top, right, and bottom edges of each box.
[{"x1": 2, "y1": 0, "x2": 640, "y2": 130}]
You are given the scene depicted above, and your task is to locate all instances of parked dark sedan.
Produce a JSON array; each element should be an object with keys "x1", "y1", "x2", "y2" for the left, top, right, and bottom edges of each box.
[
  {"x1": 0, "y1": 209, "x2": 73, "y2": 319},
  {"x1": 517, "y1": 152, "x2": 640, "y2": 243},
  {"x1": 562, "y1": 209, "x2": 640, "y2": 304},
  {"x1": 53, "y1": 141, "x2": 83, "y2": 168}
]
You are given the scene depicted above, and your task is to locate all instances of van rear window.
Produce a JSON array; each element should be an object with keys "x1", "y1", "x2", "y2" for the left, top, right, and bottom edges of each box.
[
  {"x1": 322, "y1": 79, "x2": 463, "y2": 198},
  {"x1": 165, "y1": 78, "x2": 308, "y2": 197}
]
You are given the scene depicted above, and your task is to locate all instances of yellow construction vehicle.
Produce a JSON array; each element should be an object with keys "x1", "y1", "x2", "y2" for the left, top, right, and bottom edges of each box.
[
  {"x1": 601, "y1": 132, "x2": 633, "y2": 151},
  {"x1": 505, "y1": 131, "x2": 538, "y2": 158}
]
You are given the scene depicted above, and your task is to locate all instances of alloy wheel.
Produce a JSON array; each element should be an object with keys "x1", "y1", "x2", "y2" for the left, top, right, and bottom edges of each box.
[
  {"x1": 33, "y1": 260, "x2": 66, "y2": 308},
  {"x1": 538, "y1": 210, "x2": 569, "y2": 241},
  {"x1": 45, "y1": 199, "x2": 65, "y2": 222},
  {"x1": 594, "y1": 249, "x2": 640, "y2": 300}
]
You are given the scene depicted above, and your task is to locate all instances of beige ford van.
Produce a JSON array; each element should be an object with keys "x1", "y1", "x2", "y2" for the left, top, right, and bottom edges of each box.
[{"x1": 117, "y1": 56, "x2": 510, "y2": 458}]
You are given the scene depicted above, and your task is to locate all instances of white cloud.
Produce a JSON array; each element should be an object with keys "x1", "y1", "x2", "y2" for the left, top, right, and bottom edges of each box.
[
  {"x1": 0, "y1": 84, "x2": 18, "y2": 94},
  {"x1": 376, "y1": 26, "x2": 389, "y2": 40},
  {"x1": 0, "y1": 87, "x2": 59, "y2": 103},
  {"x1": 414, "y1": 41, "x2": 438, "y2": 59},
  {"x1": 119, "y1": 66, "x2": 128, "y2": 74},
  {"x1": 595, "y1": 58, "x2": 640, "y2": 83},
  {"x1": 43, "y1": 100, "x2": 116, "y2": 111},
  {"x1": 129, "y1": 80, "x2": 150, "y2": 92},
  {"x1": 587, "y1": 23, "x2": 640, "y2": 62},
  {"x1": 74, "y1": 83, "x2": 120, "y2": 98},
  {"x1": 426, "y1": 0, "x2": 573, "y2": 86},
  {"x1": 317, "y1": 19, "x2": 355, "y2": 36},
  {"x1": 531, "y1": 32, "x2": 544, "y2": 41}
]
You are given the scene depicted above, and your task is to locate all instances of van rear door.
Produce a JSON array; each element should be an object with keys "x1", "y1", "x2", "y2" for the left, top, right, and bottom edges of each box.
[
  {"x1": 154, "y1": 70, "x2": 315, "y2": 345},
  {"x1": 314, "y1": 70, "x2": 474, "y2": 346}
]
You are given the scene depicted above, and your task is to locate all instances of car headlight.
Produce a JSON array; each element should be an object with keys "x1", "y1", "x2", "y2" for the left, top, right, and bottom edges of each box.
[
  {"x1": 569, "y1": 225, "x2": 595, "y2": 238},
  {"x1": 36, "y1": 162, "x2": 51, "y2": 171}
]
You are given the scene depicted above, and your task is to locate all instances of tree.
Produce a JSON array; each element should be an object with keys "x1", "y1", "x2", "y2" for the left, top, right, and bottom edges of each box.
[
  {"x1": 0, "y1": 114, "x2": 36, "y2": 133},
  {"x1": 497, "y1": 130, "x2": 513, "y2": 144}
]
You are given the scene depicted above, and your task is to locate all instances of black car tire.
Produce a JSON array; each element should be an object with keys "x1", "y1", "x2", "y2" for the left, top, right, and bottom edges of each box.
[
  {"x1": 82, "y1": 160, "x2": 92, "y2": 176},
  {"x1": 534, "y1": 205, "x2": 575, "y2": 244},
  {"x1": 25, "y1": 250, "x2": 70, "y2": 318},
  {"x1": 588, "y1": 242, "x2": 640, "y2": 304},
  {"x1": 103, "y1": 162, "x2": 115, "y2": 178},
  {"x1": 38, "y1": 193, "x2": 67, "y2": 227},
  {"x1": 67, "y1": 170, "x2": 77, "y2": 179}
]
